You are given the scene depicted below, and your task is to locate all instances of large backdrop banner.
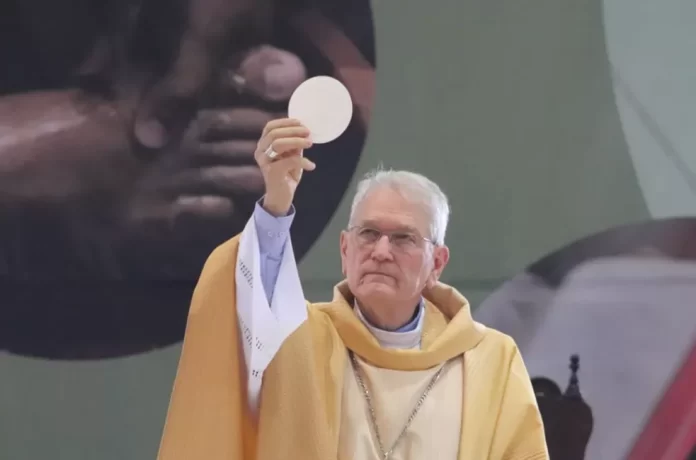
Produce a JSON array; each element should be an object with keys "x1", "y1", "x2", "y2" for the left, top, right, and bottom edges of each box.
[{"x1": 0, "y1": 0, "x2": 694, "y2": 459}]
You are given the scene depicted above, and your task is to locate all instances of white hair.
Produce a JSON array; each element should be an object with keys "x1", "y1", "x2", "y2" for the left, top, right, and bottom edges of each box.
[{"x1": 348, "y1": 168, "x2": 450, "y2": 245}]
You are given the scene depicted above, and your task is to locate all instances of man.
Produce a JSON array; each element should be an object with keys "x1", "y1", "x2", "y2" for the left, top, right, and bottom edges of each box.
[{"x1": 156, "y1": 118, "x2": 548, "y2": 459}]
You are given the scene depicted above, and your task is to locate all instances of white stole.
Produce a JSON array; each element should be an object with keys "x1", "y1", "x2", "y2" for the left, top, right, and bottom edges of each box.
[{"x1": 235, "y1": 217, "x2": 308, "y2": 412}]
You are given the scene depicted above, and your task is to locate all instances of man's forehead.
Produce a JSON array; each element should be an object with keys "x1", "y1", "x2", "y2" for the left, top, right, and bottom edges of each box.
[
  {"x1": 354, "y1": 189, "x2": 428, "y2": 232},
  {"x1": 359, "y1": 218, "x2": 419, "y2": 233}
]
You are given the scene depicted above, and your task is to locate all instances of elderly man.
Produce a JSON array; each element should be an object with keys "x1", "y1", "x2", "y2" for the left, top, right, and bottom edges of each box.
[{"x1": 156, "y1": 118, "x2": 548, "y2": 460}]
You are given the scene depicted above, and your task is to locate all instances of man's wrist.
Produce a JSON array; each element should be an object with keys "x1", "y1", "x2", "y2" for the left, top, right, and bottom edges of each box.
[{"x1": 261, "y1": 198, "x2": 292, "y2": 217}]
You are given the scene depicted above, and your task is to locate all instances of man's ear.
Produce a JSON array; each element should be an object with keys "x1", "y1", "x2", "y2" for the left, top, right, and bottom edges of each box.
[
  {"x1": 340, "y1": 231, "x2": 348, "y2": 276},
  {"x1": 426, "y1": 245, "x2": 450, "y2": 288}
]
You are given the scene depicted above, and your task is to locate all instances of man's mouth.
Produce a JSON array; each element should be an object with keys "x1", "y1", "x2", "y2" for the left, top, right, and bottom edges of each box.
[{"x1": 363, "y1": 272, "x2": 394, "y2": 280}]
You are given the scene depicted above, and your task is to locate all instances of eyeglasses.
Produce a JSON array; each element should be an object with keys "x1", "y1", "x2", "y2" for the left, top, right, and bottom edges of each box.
[{"x1": 347, "y1": 225, "x2": 435, "y2": 251}]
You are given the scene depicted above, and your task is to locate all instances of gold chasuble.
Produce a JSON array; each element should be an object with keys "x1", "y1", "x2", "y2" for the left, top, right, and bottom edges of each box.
[{"x1": 156, "y1": 234, "x2": 548, "y2": 460}]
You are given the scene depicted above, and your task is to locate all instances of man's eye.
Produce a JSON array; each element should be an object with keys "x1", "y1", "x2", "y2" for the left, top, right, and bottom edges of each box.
[
  {"x1": 392, "y1": 233, "x2": 415, "y2": 245},
  {"x1": 359, "y1": 228, "x2": 380, "y2": 239}
]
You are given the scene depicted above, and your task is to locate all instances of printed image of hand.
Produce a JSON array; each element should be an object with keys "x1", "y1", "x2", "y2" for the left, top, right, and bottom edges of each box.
[
  {"x1": 131, "y1": 0, "x2": 275, "y2": 150},
  {"x1": 255, "y1": 118, "x2": 316, "y2": 217},
  {"x1": 123, "y1": 46, "x2": 308, "y2": 234}
]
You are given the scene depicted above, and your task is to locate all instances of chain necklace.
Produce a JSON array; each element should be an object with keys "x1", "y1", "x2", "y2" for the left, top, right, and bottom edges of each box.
[{"x1": 349, "y1": 351, "x2": 447, "y2": 460}]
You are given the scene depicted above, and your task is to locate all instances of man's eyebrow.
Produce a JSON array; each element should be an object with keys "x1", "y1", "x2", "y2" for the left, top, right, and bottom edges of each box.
[{"x1": 360, "y1": 220, "x2": 419, "y2": 233}]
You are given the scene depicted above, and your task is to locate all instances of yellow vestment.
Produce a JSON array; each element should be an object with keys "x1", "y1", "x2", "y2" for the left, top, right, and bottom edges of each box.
[{"x1": 156, "y1": 235, "x2": 548, "y2": 459}]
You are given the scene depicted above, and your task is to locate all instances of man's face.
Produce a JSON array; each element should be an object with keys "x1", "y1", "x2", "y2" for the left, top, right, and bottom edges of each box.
[{"x1": 340, "y1": 187, "x2": 450, "y2": 309}]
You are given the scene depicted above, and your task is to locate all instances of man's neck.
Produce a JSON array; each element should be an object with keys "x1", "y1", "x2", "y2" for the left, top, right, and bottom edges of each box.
[
  {"x1": 353, "y1": 300, "x2": 424, "y2": 349},
  {"x1": 355, "y1": 299, "x2": 423, "y2": 332},
  {"x1": 355, "y1": 299, "x2": 421, "y2": 332}
]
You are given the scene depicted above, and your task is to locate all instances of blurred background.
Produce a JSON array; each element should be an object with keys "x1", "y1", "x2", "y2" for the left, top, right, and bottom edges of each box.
[{"x1": 0, "y1": 0, "x2": 694, "y2": 458}]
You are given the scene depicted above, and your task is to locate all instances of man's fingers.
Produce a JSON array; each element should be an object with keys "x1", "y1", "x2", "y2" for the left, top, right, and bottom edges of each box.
[
  {"x1": 260, "y1": 118, "x2": 304, "y2": 138},
  {"x1": 300, "y1": 156, "x2": 317, "y2": 171},
  {"x1": 268, "y1": 154, "x2": 316, "y2": 173},
  {"x1": 256, "y1": 138, "x2": 312, "y2": 163},
  {"x1": 266, "y1": 135, "x2": 313, "y2": 154},
  {"x1": 266, "y1": 126, "x2": 311, "y2": 143},
  {"x1": 256, "y1": 125, "x2": 312, "y2": 157}
]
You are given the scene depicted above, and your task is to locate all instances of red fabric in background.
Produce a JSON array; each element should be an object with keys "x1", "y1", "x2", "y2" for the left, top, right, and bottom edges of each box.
[{"x1": 627, "y1": 342, "x2": 696, "y2": 460}]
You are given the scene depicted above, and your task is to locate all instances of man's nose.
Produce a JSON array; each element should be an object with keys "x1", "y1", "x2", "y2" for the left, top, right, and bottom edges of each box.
[{"x1": 371, "y1": 235, "x2": 393, "y2": 261}]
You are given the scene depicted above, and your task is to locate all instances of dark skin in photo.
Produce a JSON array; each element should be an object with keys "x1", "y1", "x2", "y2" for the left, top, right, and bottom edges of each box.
[{"x1": 0, "y1": 0, "x2": 375, "y2": 358}]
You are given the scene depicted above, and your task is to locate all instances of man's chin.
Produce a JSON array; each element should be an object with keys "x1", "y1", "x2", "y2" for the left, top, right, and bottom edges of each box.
[{"x1": 356, "y1": 281, "x2": 397, "y2": 299}]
